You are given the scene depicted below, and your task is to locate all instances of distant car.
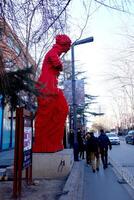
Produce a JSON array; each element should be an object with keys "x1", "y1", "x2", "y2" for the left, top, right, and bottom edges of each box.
[
  {"x1": 106, "y1": 132, "x2": 120, "y2": 145},
  {"x1": 125, "y1": 130, "x2": 134, "y2": 145}
]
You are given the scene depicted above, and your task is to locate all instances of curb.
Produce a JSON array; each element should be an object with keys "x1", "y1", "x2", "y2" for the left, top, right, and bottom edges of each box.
[
  {"x1": 109, "y1": 157, "x2": 134, "y2": 190},
  {"x1": 59, "y1": 160, "x2": 84, "y2": 200}
]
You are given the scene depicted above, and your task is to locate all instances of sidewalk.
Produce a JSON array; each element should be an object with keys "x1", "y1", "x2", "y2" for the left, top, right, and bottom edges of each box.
[
  {"x1": 0, "y1": 150, "x2": 134, "y2": 200},
  {"x1": 83, "y1": 161, "x2": 134, "y2": 200},
  {"x1": 0, "y1": 149, "x2": 67, "y2": 200},
  {"x1": 59, "y1": 159, "x2": 134, "y2": 200}
]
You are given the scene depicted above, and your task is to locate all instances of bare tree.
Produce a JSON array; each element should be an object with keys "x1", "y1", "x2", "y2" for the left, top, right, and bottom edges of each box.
[
  {"x1": 0, "y1": 0, "x2": 134, "y2": 110},
  {"x1": 106, "y1": 38, "x2": 134, "y2": 129},
  {"x1": 1, "y1": 0, "x2": 133, "y2": 71},
  {"x1": 0, "y1": 0, "x2": 71, "y2": 71},
  {"x1": 94, "y1": 0, "x2": 134, "y2": 13}
]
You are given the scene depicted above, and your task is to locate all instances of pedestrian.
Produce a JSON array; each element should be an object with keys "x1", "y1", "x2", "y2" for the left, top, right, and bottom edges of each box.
[
  {"x1": 85, "y1": 132, "x2": 91, "y2": 164},
  {"x1": 86, "y1": 131, "x2": 100, "y2": 173},
  {"x1": 68, "y1": 129, "x2": 74, "y2": 148},
  {"x1": 78, "y1": 129, "x2": 85, "y2": 159},
  {"x1": 98, "y1": 129, "x2": 112, "y2": 169}
]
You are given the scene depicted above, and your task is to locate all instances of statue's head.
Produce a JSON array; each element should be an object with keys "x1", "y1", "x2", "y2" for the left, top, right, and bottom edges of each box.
[{"x1": 56, "y1": 34, "x2": 71, "y2": 53}]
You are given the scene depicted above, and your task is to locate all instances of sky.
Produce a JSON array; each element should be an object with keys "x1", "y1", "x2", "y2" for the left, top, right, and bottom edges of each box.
[{"x1": 67, "y1": 0, "x2": 134, "y2": 126}]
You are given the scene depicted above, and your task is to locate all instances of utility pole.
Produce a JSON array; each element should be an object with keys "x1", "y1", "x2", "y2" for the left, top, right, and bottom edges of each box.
[{"x1": 71, "y1": 37, "x2": 94, "y2": 161}]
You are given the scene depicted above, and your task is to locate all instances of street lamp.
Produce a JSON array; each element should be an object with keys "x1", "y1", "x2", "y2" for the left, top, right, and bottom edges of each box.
[{"x1": 71, "y1": 37, "x2": 94, "y2": 161}]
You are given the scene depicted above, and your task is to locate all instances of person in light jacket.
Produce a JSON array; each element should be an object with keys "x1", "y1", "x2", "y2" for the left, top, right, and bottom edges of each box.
[{"x1": 86, "y1": 131, "x2": 100, "y2": 173}]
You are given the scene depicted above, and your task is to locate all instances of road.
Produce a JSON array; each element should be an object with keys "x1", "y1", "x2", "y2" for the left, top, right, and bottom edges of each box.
[{"x1": 109, "y1": 137, "x2": 134, "y2": 177}]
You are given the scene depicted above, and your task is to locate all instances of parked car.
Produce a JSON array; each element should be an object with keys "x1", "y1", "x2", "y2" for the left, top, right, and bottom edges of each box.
[
  {"x1": 125, "y1": 130, "x2": 134, "y2": 145},
  {"x1": 106, "y1": 132, "x2": 120, "y2": 145}
]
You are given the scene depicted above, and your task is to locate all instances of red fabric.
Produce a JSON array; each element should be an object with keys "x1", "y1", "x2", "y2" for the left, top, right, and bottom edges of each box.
[{"x1": 33, "y1": 35, "x2": 71, "y2": 153}]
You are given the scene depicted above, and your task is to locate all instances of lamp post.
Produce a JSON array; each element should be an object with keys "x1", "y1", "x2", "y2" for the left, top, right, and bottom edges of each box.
[{"x1": 71, "y1": 37, "x2": 94, "y2": 161}]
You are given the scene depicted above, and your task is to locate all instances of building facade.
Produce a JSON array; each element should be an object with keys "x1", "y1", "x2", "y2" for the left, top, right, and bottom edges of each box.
[{"x1": 0, "y1": 18, "x2": 37, "y2": 151}]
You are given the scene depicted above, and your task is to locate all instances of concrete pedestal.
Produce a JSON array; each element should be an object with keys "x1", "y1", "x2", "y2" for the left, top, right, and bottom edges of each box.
[{"x1": 32, "y1": 149, "x2": 74, "y2": 179}]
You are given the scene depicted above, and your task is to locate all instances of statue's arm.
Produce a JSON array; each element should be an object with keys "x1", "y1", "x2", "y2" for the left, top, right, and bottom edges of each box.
[{"x1": 49, "y1": 51, "x2": 63, "y2": 71}]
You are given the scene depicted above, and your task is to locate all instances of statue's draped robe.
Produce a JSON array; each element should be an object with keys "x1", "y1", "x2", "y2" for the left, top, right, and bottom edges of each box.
[{"x1": 33, "y1": 44, "x2": 68, "y2": 152}]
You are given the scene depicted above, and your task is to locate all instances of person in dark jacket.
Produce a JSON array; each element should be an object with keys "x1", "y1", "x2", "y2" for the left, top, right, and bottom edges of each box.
[
  {"x1": 77, "y1": 128, "x2": 85, "y2": 159},
  {"x1": 86, "y1": 131, "x2": 100, "y2": 173},
  {"x1": 85, "y1": 132, "x2": 91, "y2": 164},
  {"x1": 68, "y1": 129, "x2": 74, "y2": 148},
  {"x1": 98, "y1": 129, "x2": 112, "y2": 169}
]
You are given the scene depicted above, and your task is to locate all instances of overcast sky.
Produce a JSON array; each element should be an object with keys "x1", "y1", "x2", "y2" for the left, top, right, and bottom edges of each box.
[{"x1": 68, "y1": 0, "x2": 134, "y2": 120}]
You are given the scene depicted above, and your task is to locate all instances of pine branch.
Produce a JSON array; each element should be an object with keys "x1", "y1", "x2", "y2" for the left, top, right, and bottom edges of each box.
[{"x1": 0, "y1": 66, "x2": 41, "y2": 110}]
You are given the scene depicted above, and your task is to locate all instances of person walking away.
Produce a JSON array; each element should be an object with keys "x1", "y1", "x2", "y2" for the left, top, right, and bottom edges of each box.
[
  {"x1": 98, "y1": 129, "x2": 112, "y2": 169},
  {"x1": 68, "y1": 129, "x2": 74, "y2": 148},
  {"x1": 77, "y1": 128, "x2": 85, "y2": 159},
  {"x1": 85, "y1": 132, "x2": 91, "y2": 164},
  {"x1": 86, "y1": 131, "x2": 100, "y2": 173}
]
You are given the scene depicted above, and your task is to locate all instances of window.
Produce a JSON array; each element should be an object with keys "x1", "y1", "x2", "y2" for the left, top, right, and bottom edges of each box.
[
  {"x1": 128, "y1": 131, "x2": 134, "y2": 136},
  {"x1": 0, "y1": 95, "x2": 3, "y2": 150},
  {"x1": 7, "y1": 35, "x2": 21, "y2": 56},
  {"x1": 7, "y1": 35, "x2": 14, "y2": 49},
  {"x1": 0, "y1": 27, "x2": 3, "y2": 40},
  {"x1": 107, "y1": 133, "x2": 116, "y2": 137},
  {"x1": 2, "y1": 105, "x2": 10, "y2": 150},
  {"x1": 14, "y1": 44, "x2": 21, "y2": 55},
  {"x1": 4, "y1": 59, "x2": 18, "y2": 71},
  {"x1": 4, "y1": 58, "x2": 14, "y2": 68}
]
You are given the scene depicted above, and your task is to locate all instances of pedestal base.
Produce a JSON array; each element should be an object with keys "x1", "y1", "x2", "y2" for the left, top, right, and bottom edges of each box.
[{"x1": 32, "y1": 149, "x2": 74, "y2": 179}]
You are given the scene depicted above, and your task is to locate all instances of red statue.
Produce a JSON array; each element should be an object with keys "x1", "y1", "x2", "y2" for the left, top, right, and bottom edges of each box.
[{"x1": 33, "y1": 34, "x2": 71, "y2": 153}]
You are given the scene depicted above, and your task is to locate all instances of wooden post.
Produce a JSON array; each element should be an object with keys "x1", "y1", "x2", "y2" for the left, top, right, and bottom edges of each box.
[
  {"x1": 13, "y1": 107, "x2": 33, "y2": 198},
  {"x1": 13, "y1": 107, "x2": 23, "y2": 198}
]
